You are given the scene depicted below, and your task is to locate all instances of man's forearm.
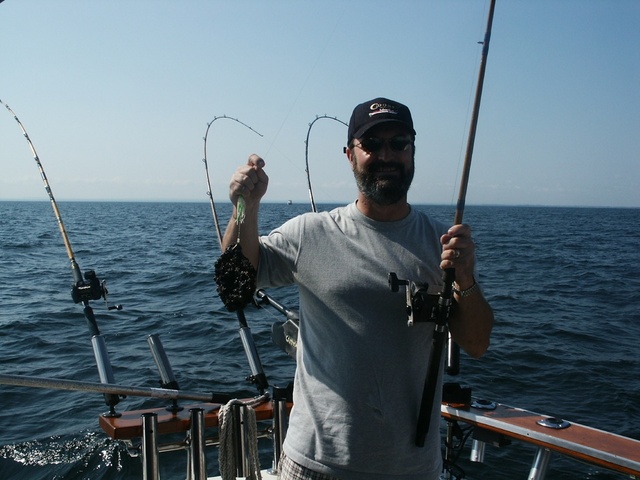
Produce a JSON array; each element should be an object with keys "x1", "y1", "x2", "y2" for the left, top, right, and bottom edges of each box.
[
  {"x1": 221, "y1": 204, "x2": 261, "y2": 270},
  {"x1": 448, "y1": 290, "x2": 494, "y2": 358}
]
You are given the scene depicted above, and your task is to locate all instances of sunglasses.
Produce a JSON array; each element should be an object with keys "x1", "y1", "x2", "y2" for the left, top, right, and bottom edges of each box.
[{"x1": 352, "y1": 136, "x2": 413, "y2": 153}]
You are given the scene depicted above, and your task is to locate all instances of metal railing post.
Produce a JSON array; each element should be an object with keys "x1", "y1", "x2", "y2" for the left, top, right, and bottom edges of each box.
[
  {"x1": 232, "y1": 403, "x2": 246, "y2": 477},
  {"x1": 528, "y1": 447, "x2": 552, "y2": 480},
  {"x1": 188, "y1": 408, "x2": 207, "y2": 480},
  {"x1": 270, "y1": 387, "x2": 289, "y2": 473},
  {"x1": 141, "y1": 412, "x2": 160, "y2": 480}
]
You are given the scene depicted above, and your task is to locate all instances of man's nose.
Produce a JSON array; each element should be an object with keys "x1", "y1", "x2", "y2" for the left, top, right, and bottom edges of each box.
[{"x1": 377, "y1": 142, "x2": 395, "y2": 160}]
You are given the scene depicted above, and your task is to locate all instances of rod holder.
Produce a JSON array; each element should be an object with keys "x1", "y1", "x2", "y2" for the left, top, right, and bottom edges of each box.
[
  {"x1": 92, "y1": 335, "x2": 116, "y2": 384},
  {"x1": 470, "y1": 439, "x2": 486, "y2": 463},
  {"x1": 147, "y1": 334, "x2": 182, "y2": 412},
  {"x1": 147, "y1": 334, "x2": 179, "y2": 388},
  {"x1": 91, "y1": 334, "x2": 120, "y2": 414}
]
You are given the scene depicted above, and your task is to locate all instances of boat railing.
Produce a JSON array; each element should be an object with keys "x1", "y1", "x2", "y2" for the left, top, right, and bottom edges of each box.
[
  {"x1": 97, "y1": 390, "x2": 640, "y2": 480},
  {"x1": 2, "y1": 370, "x2": 640, "y2": 479},
  {"x1": 98, "y1": 388, "x2": 290, "y2": 480}
]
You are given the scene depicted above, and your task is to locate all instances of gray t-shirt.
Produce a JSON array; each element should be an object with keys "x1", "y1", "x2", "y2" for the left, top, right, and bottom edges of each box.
[{"x1": 258, "y1": 202, "x2": 447, "y2": 480}]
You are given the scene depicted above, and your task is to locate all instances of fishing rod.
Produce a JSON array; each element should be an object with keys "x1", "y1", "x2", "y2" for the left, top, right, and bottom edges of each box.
[
  {"x1": 257, "y1": 114, "x2": 347, "y2": 358},
  {"x1": 415, "y1": 0, "x2": 497, "y2": 447},
  {"x1": 304, "y1": 115, "x2": 348, "y2": 212},
  {"x1": 1, "y1": 99, "x2": 123, "y2": 413},
  {"x1": 203, "y1": 116, "x2": 270, "y2": 394},
  {"x1": 203, "y1": 115, "x2": 263, "y2": 245}
]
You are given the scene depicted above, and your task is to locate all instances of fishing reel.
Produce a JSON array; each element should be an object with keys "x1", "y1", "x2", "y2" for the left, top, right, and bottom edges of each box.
[
  {"x1": 388, "y1": 272, "x2": 441, "y2": 327},
  {"x1": 71, "y1": 270, "x2": 103, "y2": 303},
  {"x1": 71, "y1": 270, "x2": 122, "y2": 310}
]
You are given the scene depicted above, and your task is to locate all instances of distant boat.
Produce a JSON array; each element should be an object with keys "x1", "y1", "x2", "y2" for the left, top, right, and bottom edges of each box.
[{"x1": 287, "y1": 200, "x2": 292, "y2": 205}]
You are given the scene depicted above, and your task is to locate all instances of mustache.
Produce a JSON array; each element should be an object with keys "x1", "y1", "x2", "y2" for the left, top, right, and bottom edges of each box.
[{"x1": 367, "y1": 161, "x2": 405, "y2": 173}]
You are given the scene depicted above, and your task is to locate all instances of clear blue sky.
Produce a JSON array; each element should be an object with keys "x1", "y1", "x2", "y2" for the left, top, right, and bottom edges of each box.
[{"x1": 1, "y1": 0, "x2": 639, "y2": 207}]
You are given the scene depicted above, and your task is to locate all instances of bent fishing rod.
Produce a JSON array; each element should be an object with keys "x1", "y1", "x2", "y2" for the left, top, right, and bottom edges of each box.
[
  {"x1": 304, "y1": 115, "x2": 348, "y2": 212},
  {"x1": 203, "y1": 116, "x2": 270, "y2": 394},
  {"x1": 203, "y1": 115, "x2": 263, "y2": 245},
  {"x1": 1, "y1": 99, "x2": 123, "y2": 412},
  {"x1": 415, "y1": 0, "x2": 497, "y2": 447},
  {"x1": 251, "y1": 114, "x2": 348, "y2": 357}
]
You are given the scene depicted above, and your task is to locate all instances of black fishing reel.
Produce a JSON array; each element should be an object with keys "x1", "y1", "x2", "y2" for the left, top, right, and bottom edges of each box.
[
  {"x1": 71, "y1": 270, "x2": 122, "y2": 310},
  {"x1": 71, "y1": 270, "x2": 104, "y2": 303},
  {"x1": 388, "y1": 272, "x2": 440, "y2": 327}
]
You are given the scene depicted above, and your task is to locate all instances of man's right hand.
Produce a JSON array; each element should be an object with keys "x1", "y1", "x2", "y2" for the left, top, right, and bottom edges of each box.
[{"x1": 229, "y1": 154, "x2": 269, "y2": 207}]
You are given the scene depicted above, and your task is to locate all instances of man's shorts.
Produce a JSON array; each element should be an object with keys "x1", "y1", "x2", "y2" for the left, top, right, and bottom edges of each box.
[{"x1": 279, "y1": 452, "x2": 340, "y2": 480}]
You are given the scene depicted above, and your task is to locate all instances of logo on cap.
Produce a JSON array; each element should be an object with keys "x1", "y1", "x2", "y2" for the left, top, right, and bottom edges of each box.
[{"x1": 369, "y1": 102, "x2": 400, "y2": 117}]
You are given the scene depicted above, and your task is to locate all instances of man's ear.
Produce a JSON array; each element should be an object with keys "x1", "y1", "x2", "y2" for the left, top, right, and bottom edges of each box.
[{"x1": 345, "y1": 146, "x2": 355, "y2": 168}]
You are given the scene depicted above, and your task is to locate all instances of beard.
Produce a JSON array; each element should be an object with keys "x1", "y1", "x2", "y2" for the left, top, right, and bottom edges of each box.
[{"x1": 352, "y1": 156, "x2": 415, "y2": 206}]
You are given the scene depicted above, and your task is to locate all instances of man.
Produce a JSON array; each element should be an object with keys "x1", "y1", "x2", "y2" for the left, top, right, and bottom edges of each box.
[{"x1": 221, "y1": 97, "x2": 494, "y2": 480}]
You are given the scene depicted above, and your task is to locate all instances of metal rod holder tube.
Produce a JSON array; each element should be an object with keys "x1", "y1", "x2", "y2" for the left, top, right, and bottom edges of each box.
[
  {"x1": 91, "y1": 334, "x2": 120, "y2": 410},
  {"x1": 470, "y1": 439, "x2": 486, "y2": 463},
  {"x1": 528, "y1": 447, "x2": 552, "y2": 480},
  {"x1": 92, "y1": 335, "x2": 116, "y2": 384},
  {"x1": 188, "y1": 408, "x2": 207, "y2": 480},
  {"x1": 142, "y1": 413, "x2": 160, "y2": 480},
  {"x1": 147, "y1": 334, "x2": 179, "y2": 388}
]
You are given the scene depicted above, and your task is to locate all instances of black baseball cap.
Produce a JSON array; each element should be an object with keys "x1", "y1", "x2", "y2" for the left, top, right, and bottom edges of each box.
[{"x1": 347, "y1": 97, "x2": 416, "y2": 144}]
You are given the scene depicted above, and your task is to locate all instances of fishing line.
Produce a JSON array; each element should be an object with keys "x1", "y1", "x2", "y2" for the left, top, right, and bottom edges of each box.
[
  {"x1": 261, "y1": 19, "x2": 341, "y2": 160},
  {"x1": 304, "y1": 114, "x2": 348, "y2": 212}
]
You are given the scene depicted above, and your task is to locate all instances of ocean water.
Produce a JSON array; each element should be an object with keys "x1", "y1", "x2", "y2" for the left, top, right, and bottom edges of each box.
[{"x1": 0, "y1": 201, "x2": 638, "y2": 480}]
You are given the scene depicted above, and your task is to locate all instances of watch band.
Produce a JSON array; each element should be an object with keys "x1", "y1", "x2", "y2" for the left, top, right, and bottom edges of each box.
[{"x1": 453, "y1": 280, "x2": 479, "y2": 298}]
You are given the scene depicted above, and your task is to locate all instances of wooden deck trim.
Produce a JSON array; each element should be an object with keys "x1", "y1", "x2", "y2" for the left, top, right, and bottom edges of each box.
[
  {"x1": 441, "y1": 402, "x2": 640, "y2": 476},
  {"x1": 99, "y1": 400, "x2": 279, "y2": 440}
]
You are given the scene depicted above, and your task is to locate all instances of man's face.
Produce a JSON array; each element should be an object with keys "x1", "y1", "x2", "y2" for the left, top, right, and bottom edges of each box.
[{"x1": 349, "y1": 124, "x2": 415, "y2": 205}]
